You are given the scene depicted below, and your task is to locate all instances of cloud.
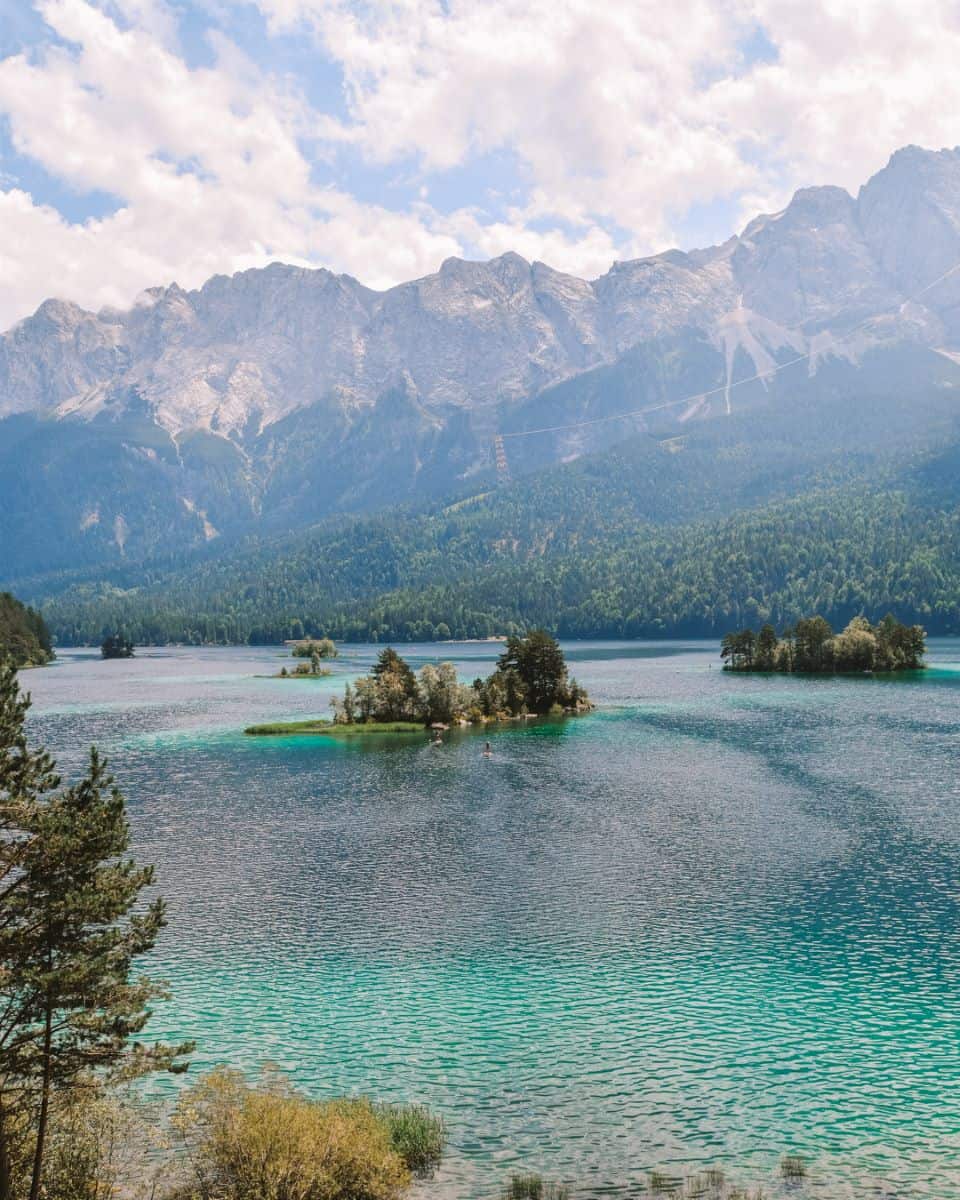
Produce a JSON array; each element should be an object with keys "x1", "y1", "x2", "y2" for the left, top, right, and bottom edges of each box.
[
  {"x1": 267, "y1": 0, "x2": 758, "y2": 247},
  {"x1": 0, "y1": 0, "x2": 453, "y2": 325},
  {"x1": 2, "y1": 0, "x2": 960, "y2": 328},
  {"x1": 0, "y1": 0, "x2": 634, "y2": 326},
  {"x1": 720, "y1": 0, "x2": 960, "y2": 195},
  {"x1": 258, "y1": 0, "x2": 960, "y2": 242}
]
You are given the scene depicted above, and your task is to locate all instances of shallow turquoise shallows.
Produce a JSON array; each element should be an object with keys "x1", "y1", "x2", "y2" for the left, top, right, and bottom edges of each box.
[{"x1": 22, "y1": 641, "x2": 960, "y2": 1198}]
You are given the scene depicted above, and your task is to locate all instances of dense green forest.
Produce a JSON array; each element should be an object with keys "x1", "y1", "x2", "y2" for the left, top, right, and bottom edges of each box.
[
  {"x1": 0, "y1": 592, "x2": 54, "y2": 666},
  {"x1": 26, "y1": 471, "x2": 960, "y2": 645},
  {"x1": 13, "y1": 392, "x2": 960, "y2": 646}
]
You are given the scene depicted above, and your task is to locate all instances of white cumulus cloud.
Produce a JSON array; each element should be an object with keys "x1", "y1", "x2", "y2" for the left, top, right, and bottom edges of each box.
[{"x1": 2, "y1": 0, "x2": 960, "y2": 328}]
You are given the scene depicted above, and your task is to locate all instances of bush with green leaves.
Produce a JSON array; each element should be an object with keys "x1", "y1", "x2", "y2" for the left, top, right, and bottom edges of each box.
[
  {"x1": 170, "y1": 1068, "x2": 443, "y2": 1200},
  {"x1": 375, "y1": 1103, "x2": 445, "y2": 1178}
]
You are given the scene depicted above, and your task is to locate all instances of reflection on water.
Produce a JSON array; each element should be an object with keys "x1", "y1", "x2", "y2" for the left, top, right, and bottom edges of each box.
[{"x1": 21, "y1": 641, "x2": 960, "y2": 1198}]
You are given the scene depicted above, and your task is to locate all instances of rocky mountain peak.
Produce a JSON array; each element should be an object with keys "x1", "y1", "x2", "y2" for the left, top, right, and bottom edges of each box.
[
  {"x1": 30, "y1": 297, "x2": 87, "y2": 331},
  {"x1": 858, "y1": 144, "x2": 960, "y2": 324},
  {"x1": 4, "y1": 144, "x2": 960, "y2": 434}
]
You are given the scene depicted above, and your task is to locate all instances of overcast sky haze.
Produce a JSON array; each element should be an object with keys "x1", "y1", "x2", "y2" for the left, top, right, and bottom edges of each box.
[{"x1": 1, "y1": 0, "x2": 960, "y2": 329}]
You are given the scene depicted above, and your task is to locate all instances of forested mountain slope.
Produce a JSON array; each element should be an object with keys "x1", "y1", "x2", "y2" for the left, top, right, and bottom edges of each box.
[{"x1": 28, "y1": 401, "x2": 960, "y2": 643}]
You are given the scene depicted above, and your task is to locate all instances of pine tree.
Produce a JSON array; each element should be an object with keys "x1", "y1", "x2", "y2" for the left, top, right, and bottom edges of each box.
[
  {"x1": 371, "y1": 649, "x2": 418, "y2": 719},
  {"x1": 755, "y1": 623, "x2": 778, "y2": 670},
  {"x1": 496, "y1": 631, "x2": 569, "y2": 713},
  {"x1": 0, "y1": 663, "x2": 60, "y2": 1197},
  {"x1": 0, "y1": 662, "x2": 191, "y2": 1200}
]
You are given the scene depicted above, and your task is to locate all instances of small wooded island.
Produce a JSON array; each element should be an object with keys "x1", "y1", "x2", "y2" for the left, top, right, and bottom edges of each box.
[
  {"x1": 272, "y1": 637, "x2": 338, "y2": 678},
  {"x1": 721, "y1": 614, "x2": 926, "y2": 673},
  {"x1": 246, "y1": 631, "x2": 591, "y2": 736},
  {"x1": 101, "y1": 632, "x2": 135, "y2": 659}
]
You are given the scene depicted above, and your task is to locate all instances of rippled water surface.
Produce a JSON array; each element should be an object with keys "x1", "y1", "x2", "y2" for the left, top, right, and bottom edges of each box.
[{"x1": 21, "y1": 641, "x2": 960, "y2": 1198}]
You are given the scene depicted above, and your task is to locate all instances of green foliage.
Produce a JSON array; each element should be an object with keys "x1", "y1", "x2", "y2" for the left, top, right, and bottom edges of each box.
[
  {"x1": 37, "y1": 1084, "x2": 167, "y2": 1200},
  {"x1": 170, "y1": 1068, "x2": 413, "y2": 1200},
  {"x1": 754, "y1": 624, "x2": 778, "y2": 670},
  {"x1": 292, "y1": 638, "x2": 338, "y2": 660},
  {"x1": 0, "y1": 594, "x2": 52, "y2": 668},
  {"x1": 25, "y1": 450, "x2": 960, "y2": 646},
  {"x1": 244, "y1": 721, "x2": 424, "y2": 737},
  {"x1": 365, "y1": 649, "x2": 420, "y2": 720},
  {"x1": 503, "y1": 1175, "x2": 571, "y2": 1200},
  {"x1": 477, "y1": 632, "x2": 589, "y2": 716},
  {"x1": 331, "y1": 649, "x2": 445, "y2": 725},
  {"x1": 416, "y1": 662, "x2": 465, "y2": 725},
  {"x1": 288, "y1": 657, "x2": 332, "y2": 677},
  {"x1": 100, "y1": 633, "x2": 134, "y2": 659},
  {"x1": 0, "y1": 662, "x2": 191, "y2": 1199},
  {"x1": 329, "y1": 637, "x2": 587, "y2": 727},
  {"x1": 722, "y1": 614, "x2": 925, "y2": 673},
  {"x1": 374, "y1": 1104, "x2": 445, "y2": 1178}
]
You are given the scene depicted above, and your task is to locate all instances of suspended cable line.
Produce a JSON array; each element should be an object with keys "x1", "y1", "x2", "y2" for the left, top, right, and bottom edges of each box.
[{"x1": 494, "y1": 258, "x2": 960, "y2": 449}]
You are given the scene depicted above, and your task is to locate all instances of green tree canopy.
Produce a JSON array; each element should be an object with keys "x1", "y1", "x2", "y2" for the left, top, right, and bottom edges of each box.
[{"x1": 0, "y1": 663, "x2": 190, "y2": 1199}]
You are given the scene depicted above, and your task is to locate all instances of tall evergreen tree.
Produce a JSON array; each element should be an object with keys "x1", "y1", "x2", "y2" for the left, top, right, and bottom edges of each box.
[
  {"x1": 0, "y1": 662, "x2": 190, "y2": 1200},
  {"x1": 793, "y1": 616, "x2": 833, "y2": 672},
  {"x1": 755, "y1": 624, "x2": 778, "y2": 670},
  {"x1": 497, "y1": 631, "x2": 569, "y2": 713},
  {"x1": 371, "y1": 648, "x2": 419, "y2": 718}
]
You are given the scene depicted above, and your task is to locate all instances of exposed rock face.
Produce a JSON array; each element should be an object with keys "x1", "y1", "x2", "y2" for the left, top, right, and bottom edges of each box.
[
  {"x1": 7, "y1": 146, "x2": 960, "y2": 438},
  {"x1": 859, "y1": 146, "x2": 960, "y2": 333},
  {"x1": 4, "y1": 145, "x2": 960, "y2": 576}
]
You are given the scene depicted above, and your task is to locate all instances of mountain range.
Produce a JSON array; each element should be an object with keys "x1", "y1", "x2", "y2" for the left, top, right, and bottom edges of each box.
[
  {"x1": 6, "y1": 144, "x2": 960, "y2": 644},
  {"x1": 5, "y1": 144, "x2": 960, "y2": 583}
]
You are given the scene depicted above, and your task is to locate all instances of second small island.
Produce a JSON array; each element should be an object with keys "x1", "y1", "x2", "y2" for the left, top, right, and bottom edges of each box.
[
  {"x1": 245, "y1": 631, "x2": 591, "y2": 737},
  {"x1": 721, "y1": 614, "x2": 926, "y2": 674}
]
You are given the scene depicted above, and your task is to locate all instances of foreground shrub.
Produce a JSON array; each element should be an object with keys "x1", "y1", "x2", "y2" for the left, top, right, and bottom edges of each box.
[
  {"x1": 503, "y1": 1174, "x2": 571, "y2": 1200},
  {"x1": 780, "y1": 1154, "x2": 807, "y2": 1178},
  {"x1": 40, "y1": 1084, "x2": 168, "y2": 1200},
  {"x1": 172, "y1": 1068, "x2": 411, "y2": 1200},
  {"x1": 376, "y1": 1102, "x2": 446, "y2": 1177}
]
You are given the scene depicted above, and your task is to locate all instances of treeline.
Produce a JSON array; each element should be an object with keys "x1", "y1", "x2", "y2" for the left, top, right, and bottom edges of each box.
[
  {"x1": 33, "y1": 480, "x2": 960, "y2": 645},
  {"x1": 12, "y1": 371, "x2": 960, "y2": 646},
  {"x1": 329, "y1": 635, "x2": 589, "y2": 726},
  {"x1": 722, "y1": 614, "x2": 926, "y2": 673},
  {"x1": 0, "y1": 592, "x2": 53, "y2": 666}
]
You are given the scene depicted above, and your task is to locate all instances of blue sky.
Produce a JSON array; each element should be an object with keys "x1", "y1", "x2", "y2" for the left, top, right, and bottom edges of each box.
[{"x1": 0, "y1": 0, "x2": 958, "y2": 328}]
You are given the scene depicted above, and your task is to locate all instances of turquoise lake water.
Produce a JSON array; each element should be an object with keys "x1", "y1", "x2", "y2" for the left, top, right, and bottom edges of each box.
[{"x1": 20, "y1": 641, "x2": 960, "y2": 1198}]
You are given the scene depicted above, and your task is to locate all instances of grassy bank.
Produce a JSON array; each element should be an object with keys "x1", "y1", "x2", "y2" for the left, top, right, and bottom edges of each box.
[{"x1": 244, "y1": 720, "x2": 427, "y2": 737}]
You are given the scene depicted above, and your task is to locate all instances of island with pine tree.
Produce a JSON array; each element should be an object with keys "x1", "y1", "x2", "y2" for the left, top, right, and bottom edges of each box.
[
  {"x1": 245, "y1": 631, "x2": 591, "y2": 736},
  {"x1": 101, "y1": 632, "x2": 136, "y2": 659},
  {"x1": 721, "y1": 614, "x2": 926, "y2": 674}
]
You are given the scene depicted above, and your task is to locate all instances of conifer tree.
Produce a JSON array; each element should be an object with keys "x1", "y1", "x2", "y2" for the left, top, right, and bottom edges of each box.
[
  {"x1": 0, "y1": 662, "x2": 190, "y2": 1200},
  {"x1": 496, "y1": 631, "x2": 569, "y2": 713},
  {"x1": 755, "y1": 623, "x2": 778, "y2": 670}
]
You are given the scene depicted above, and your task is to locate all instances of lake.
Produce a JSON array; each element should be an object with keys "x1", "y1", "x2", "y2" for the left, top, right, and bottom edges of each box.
[{"x1": 20, "y1": 640, "x2": 960, "y2": 1198}]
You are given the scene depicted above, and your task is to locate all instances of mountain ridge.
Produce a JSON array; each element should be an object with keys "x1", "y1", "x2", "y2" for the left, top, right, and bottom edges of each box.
[{"x1": 4, "y1": 144, "x2": 960, "y2": 578}]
